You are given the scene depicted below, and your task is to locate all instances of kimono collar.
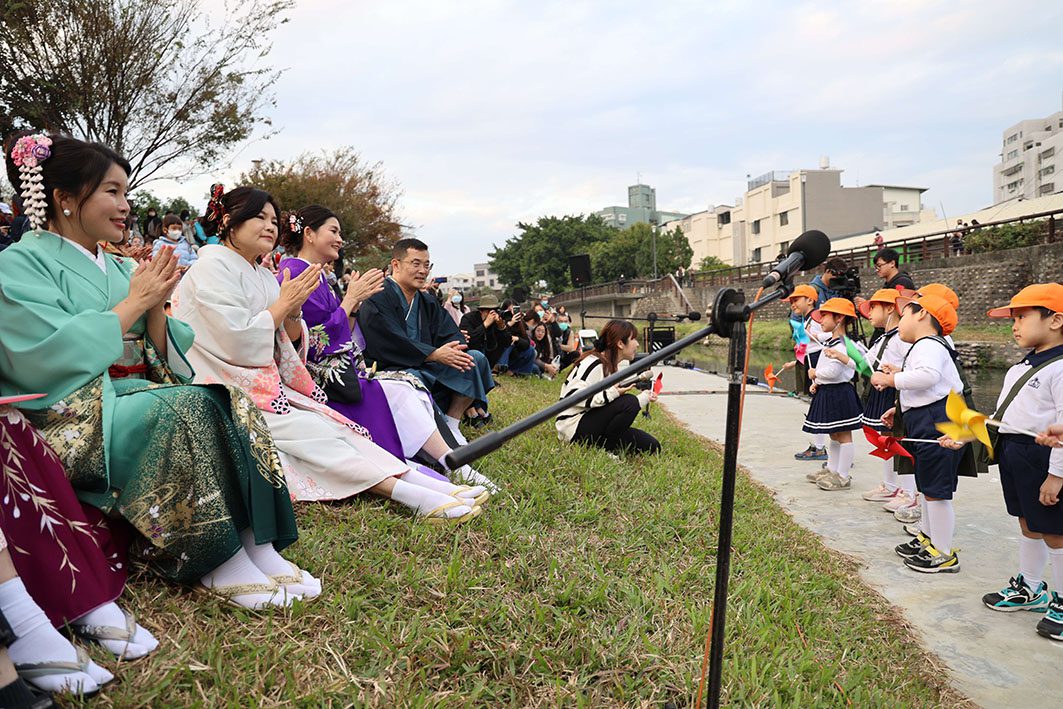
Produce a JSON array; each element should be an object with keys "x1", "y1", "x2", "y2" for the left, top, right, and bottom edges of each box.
[
  {"x1": 202, "y1": 243, "x2": 264, "y2": 275},
  {"x1": 63, "y1": 236, "x2": 107, "y2": 273},
  {"x1": 1023, "y1": 344, "x2": 1063, "y2": 368},
  {"x1": 386, "y1": 277, "x2": 418, "y2": 317},
  {"x1": 33, "y1": 230, "x2": 113, "y2": 294}
]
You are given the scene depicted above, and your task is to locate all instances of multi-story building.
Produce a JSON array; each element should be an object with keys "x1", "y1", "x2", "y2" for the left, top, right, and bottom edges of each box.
[
  {"x1": 993, "y1": 107, "x2": 1063, "y2": 203},
  {"x1": 443, "y1": 273, "x2": 475, "y2": 290},
  {"x1": 661, "y1": 164, "x2": 931, "y2": 267},
  {"x1": 596, "y1": 183, "x2": 689, "y2": 229},
  {"x1": 473, "y1": 262, "x2": 500, "y2": 289}
]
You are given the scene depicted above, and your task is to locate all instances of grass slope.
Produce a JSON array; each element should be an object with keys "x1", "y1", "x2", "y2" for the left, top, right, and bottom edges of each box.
[{"x1": 80, "y1": 377, "x2": 963, "y2": 707}]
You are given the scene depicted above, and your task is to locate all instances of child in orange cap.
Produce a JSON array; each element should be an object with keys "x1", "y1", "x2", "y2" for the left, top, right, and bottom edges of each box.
[
  {"x1": 802, "y1": 298, "x2": 863, "y2": 491},
  {"x1": 873, "y1": 293, "x2": 964, "y2": 573},
  {"x1": 783, "y1": 284, "x2": 830, "y2": 461},
  {"x1": 979, "y1": 284, "x2": 1063, "y2": 639},
  {"x1": 858, "y1": 289, "x2": 915, "y2": 507}
]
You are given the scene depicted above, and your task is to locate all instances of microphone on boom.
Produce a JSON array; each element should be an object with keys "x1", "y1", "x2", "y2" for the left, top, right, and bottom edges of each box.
[{"x1": 761, "y1": 230, "x2": 831, "y2": 288}]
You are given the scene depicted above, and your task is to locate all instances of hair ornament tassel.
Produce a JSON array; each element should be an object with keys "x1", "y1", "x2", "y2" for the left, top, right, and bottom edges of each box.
[
  {"x1": 288, "y1": 212, "x2": 303, "y2": 234},
  {"x1": 10, "y1": 133, "x2": 52, "y2": 230}
]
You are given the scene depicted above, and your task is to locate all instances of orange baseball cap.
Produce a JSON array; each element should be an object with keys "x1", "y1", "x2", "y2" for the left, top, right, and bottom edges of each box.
[
  {"x1": 810, "y1": 297, "x2": 857, "y2": 323},
  {"x1": 783, "y1": 284, "x2": 819, "y2": 302},
  {"x1": 858, "y1": 288, "x2": 902, "y2": 319},
  {"x1": 987, "y1": 283, "x2": 1063, "y2": 318},
  {"x1": 896, "y1": 292, "x2": 958, "y2": 336},
  {"x1": 897, "y1": 283, "x2": 960, "y2": 310}
]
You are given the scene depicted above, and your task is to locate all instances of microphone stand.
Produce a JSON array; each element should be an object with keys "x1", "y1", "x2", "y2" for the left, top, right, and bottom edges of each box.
[{"x1": 445, "y1": 282, "x2": 794, "y2": 709}]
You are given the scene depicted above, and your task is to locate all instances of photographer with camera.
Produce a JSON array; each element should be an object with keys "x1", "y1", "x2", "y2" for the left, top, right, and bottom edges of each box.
[{"x1": 459, "y1": 294, "x2": 509, "y2": 367}]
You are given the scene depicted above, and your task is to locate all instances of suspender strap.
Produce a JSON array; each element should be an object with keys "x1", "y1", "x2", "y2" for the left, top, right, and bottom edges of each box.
[{"x1": 993, "y1": 354, "x2": 1063, "y2": 422}]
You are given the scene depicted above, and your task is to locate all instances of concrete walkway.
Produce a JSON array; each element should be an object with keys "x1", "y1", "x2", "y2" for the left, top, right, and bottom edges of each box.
[{"x1": 655, "y1": 366, "x2": 1062, "y2": 708}]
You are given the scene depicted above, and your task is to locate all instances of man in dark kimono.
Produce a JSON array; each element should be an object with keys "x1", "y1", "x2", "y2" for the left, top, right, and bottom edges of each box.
[{"x1": 359, "y1": 238, "x2": 494, "y2": 442}]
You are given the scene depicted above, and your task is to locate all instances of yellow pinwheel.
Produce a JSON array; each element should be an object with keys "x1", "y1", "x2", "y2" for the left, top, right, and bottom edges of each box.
[{"x1": 935, "y1": 390, "x2": 994, "y2": 458}]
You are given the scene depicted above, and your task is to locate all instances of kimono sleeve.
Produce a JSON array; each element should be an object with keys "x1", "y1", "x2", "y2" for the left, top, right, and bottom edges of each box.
[
  {"x1": 177, "y1": 275, "x2": 277, "y2": 368},
  {"x1": 358, "y1": 294, "x2": 435, "y2": 368},
  {"x1": 429, "y1": 299, "x2": 464, "y2": 347},
  {"x1": 0, "y1": 258, "x2": 122, "y2": 400}
]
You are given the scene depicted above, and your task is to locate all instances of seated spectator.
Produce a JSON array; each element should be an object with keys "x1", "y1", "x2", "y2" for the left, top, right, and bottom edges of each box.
[
  {"x1": 555, "y1": 320, "x2": 660, "y2": 454},
  {"x1": 359, "y1": 238, "x2": 494, "y2": 443},
  {"x1": 174, "y1": 187, "x2": 483, "y2": 523},
  {"x1": 459, "y1": 294, "x2": 508, "y2": 367},
  {"x1": 141, "y1": 207, "x2": 161, "y2": 242},
  {"x1": 556, "y1": 315, "x2": 581, "y2": 368},
  {"x1": 275, "y1": 205, "x2": 496, "y2": 493},
  {"x1": 151, "y1": 213, "x2": 197, "y2": 266},
  {"x1": 443, "y1": 288, "x2": 468, "y2": 325},
  {"x1": 530, "y1": 322, "x2": 560, "y2": 379},
  {"x1": 500, "y1": 314, "x2": 539, "y2": 376},
  {"x1": 0, "y1": 132, "x2": 313, "y2": 611}
]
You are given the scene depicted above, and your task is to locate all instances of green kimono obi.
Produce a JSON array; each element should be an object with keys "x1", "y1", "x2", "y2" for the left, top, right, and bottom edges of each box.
[{"x1": 0, "y1": 231, "x2": 298, "y2": 583}]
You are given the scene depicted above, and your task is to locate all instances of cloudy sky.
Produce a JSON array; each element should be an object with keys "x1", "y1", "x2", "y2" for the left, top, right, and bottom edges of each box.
[{"x1": 155, "y1": 0, "x2": 1063, "y2": 276}]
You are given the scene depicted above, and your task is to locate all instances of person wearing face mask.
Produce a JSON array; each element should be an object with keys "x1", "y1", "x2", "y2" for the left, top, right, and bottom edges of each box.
[
  {"x1": 151, "y1": 214, "x2": 197, "y2": 267},
  {"x1": 443, "y1": 288, "x2": 467, "y2": 325}
]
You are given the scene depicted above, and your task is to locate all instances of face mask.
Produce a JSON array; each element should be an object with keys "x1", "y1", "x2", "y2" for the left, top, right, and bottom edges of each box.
[
  {"x1": 540, "y1": 300, "x2": 548, "y2": 307},
  {"x1": 451, "y1": 295, "x2": 462, "y2": 304},
  {"x1": 167, "y1": 229, "x2": 182, "y2": 239},
  {"x1": 558, "y1": 322, "x2": 569, "y2": 331}
]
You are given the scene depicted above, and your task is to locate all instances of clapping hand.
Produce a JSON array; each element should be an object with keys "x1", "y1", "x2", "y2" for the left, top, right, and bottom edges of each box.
[
  {"x1": 429, "y1": 341, "x2": 474, "y2": 371},
  {"x1": 129, "y1": 246, "x2": 180, "y2": 309},
  {"x1": 343, "y1": 268, "x2": 386, "y2": 311},
  {"x1": 277, "y1": 264, "x2": 322, "y2": 315}
]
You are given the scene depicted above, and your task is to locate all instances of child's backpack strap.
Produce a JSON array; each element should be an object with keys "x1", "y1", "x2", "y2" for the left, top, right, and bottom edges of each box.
[{"x1": 993, "y1": 354, "x2": 1063, "y2": 423}]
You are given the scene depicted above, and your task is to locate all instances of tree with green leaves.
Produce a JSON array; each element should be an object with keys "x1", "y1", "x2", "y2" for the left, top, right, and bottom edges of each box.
[
  {"x1": 698, "y1": 254, "x2": 730, "y2": 272},
  {"x1": 0, "y1": 0, "x2": 291, "y2": 188},
  {"x1": 129, "y1": 191, "x2": 198, "y2": 219},
  {"x1": 588, "y1": 225, "x2": 640, "y2": 282},
  {"x1": 626, "y1": 223, "x2": 693, "y2": 278},
  {"x1": 241, "y1": 148, "x2": 403, "y2": 271},
  {"x1": 489, "y1": 215, "x2": 615, "y2": 292}
]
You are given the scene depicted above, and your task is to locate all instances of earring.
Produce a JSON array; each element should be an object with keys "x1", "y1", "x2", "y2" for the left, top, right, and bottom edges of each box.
[{"x1": 62, "y1": 208, "x2": 71, "y2": 216}]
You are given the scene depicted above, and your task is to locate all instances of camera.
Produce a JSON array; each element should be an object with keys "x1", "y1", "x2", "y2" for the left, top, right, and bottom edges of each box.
[
  {"x1": 633, "y1": 378, "x2": 653, "y2": 391},
  {"x1": 831, "y1": 266, "x2": 862, "y2": 301}
]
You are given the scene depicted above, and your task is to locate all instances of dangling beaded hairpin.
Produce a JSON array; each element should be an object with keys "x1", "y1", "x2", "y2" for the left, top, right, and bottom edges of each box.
[{"x1": 9, "y1": 134, "x2": 52, "y2": 230}]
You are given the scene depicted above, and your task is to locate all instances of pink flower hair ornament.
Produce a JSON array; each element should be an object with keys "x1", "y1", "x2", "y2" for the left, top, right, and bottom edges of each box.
[{"x1": 9, "y1": 133, "x2": 52, "y2": 231}]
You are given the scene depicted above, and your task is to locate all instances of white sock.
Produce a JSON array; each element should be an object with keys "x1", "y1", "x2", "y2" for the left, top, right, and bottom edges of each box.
[
  {"x1": 444, "y1": 415, "x2": 468, "y2": 445},
  {"x1": 836, "y1": 442, "x2": 854, "y2": 480},
  {"x1": 918, "y1": 495, "x2": 930, "y2": 535},
  {"x1": 73, "y1": 601, "x2": 159, "y2": 659},
  {"x1": 900, "y1": 474, "x2": 916, "y2": 494},
  {"x1": 391, "y1": 478, "x2": 473, "y2": 519},
  {"x1": 439, "y1": 457, "x2": 499, "y2": 494},
  {"x1": 240, "y1": 528, "x2": 321, "y2": 600},
  {"x1": 881, "y1": 459, "x2": 898, "y2": 491},
  {"x1": 1049, "y1": 546, "x2": 1063, "y2": 593},
  {"x1": 813, "y1": 433, "x2": 827, "y2": 450},
  {"x1": 926, "y1": 499, "x2": 955, "y2": 553},
  {"x1": 402, "y1": 468, "x2": 484, "y2": 503},
  {"x1": 201, "y1": 548, "x2": 289, "y2": 609},
  {"x1": 0, "y1": 577, "x2": 111, "y2": 695},
  {"x1": 1019, "y1": 535, "x2": 1049, "y2": 589},
  {"x1": 826, "y1": 441, "x2": 840, "y2": 473}
]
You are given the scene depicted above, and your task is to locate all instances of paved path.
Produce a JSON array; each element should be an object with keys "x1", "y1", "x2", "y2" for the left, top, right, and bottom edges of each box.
[{"x1": 656, "y1": 366, "x2": 1062, "y2": 708}]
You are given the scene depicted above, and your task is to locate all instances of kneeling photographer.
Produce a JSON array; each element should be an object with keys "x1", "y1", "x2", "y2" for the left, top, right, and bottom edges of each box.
[{"x1": 555, "y1": 320, "x2": 661, "y2": 455}]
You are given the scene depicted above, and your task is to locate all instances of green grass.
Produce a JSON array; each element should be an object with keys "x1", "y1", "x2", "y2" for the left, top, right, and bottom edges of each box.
[{"x1": 79, "y1": 377, "x2": 964, "y2": 707}]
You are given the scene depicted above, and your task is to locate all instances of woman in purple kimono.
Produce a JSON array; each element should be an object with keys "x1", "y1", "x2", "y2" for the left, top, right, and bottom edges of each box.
[{"x1": 277, "y1": 206, "x2": 497, "y2": 495}]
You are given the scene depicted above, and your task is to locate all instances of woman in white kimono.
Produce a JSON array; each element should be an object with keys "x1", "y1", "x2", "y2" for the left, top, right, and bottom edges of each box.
[{"x1": 172, "y1": 186, "x2": 484, "y2": 523}]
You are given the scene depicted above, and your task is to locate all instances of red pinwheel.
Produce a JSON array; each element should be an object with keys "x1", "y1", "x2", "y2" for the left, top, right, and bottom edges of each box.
[
  {"x1": 763, "y1": 364, "x2": 780, "y2": 393},
  {"x1": 862, "y1": 426, "x2": 914, "y2": 461},
  {"x1": 653, "y1": 373, "x2": 663, "y2": 395}
]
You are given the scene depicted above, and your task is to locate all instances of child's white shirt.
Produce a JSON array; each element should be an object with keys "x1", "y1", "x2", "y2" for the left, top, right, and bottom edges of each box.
[
  {"x1": 814, "y1": 338, "x2": 856, "y2": 384},
  {"x1": 894, "y1": 336, "x2": 963, "y2": 411},
  {"x1": 995, "y1": 345, "x2": 1063, "y2": 478},
  {"x1": 866, "y1": 328, "x2": 911, "y2": 371}
]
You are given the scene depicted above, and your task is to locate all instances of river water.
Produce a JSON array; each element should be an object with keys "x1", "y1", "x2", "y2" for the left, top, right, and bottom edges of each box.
[{"x1": 676, "y1": 344, "x2": 1007, "y2": 412}]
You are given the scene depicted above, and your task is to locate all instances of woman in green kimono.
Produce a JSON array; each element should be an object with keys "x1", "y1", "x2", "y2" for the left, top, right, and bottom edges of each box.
[{"x1": 0, "y1": 131, "x2": 313, "y2": 612}]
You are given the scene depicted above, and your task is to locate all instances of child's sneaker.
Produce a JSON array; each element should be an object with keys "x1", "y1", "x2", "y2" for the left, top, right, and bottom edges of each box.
[
  {"x1": 904, "y1": 545, "x2": 960, "y2": 573},
  {"x1": 903, "y1": 523, "x2": 922, "y2": 537},
  {"x1": 795, "y1": 445, "x2": 827, "y2": 461},
  {"x1": 982, "y1": 575, "x2": 1050, "y2": 612},
  {"x1": 894, "y1": 497, "x2": 922, "y2": 524},
  {"x1": 806, "y1": 468, "x2": 831, "y2": 483},
  {"x1": 895, "y1": 532, "x2": 932, "y2": 559},
  {"x1": 1036, "y1": 592, "x2": 1063, "y2": 640},
  {"x1": 882, "y1": 489, "x2": 914, "y2": 512},
  {"x1": 862, "y1": 484, "x2": 900, "y2": 502},
  {"x1": 816, "y1": 471, "x2": 851, "y2": 491}
]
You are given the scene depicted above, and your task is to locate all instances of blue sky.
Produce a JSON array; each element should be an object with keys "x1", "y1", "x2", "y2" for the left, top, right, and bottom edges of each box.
[{"x1": 155, "y1": 0, "x2": 1063, "y2": 276}]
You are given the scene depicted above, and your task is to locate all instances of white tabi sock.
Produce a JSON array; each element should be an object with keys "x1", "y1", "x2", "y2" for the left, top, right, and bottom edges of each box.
[
  {"x1": 1019, "y1": 536, "x2": 1049, "y2": 589},
  {"x1": 1049, "y1": 546, "x2": 1063, "y2": 593},
  {"x1": 826, "y1": 441, "x2": 841, "y2": 473},
  {"x1": 836, "y1": 442, "x2": 854, "y2": 480},
  {"x1": 402, "y1": 468, "x2": 486, "y2": 504},
  {"x1": 444, "y1": 415, "x2": 468, "y2": 445},
  {"x1": 240, "y1": 528, "x2": 321, "y2": 599},
  {"x1": 0, "y1": 577, "x2": 111, "y2": 695},
  {"x1": 926, "y1": 499, "x2": 955, "y2": 553},
  {"x1": 73, "y1": 601, "x2": 159, "y2": 660},
  {"x1": 201, "y1": 548, "x2": 290, "y2": 610},
  {"x1": 391, "y1": 478, "x2": 473, "y2": 520},
  {"x1": 438, "y1": 456, "x2": 500, "y2": 494}
]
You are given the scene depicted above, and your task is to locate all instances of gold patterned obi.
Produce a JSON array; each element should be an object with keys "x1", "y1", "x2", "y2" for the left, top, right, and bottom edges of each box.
[{"x1": 109, "y1": 335, "x2": 148, "y2": 380}]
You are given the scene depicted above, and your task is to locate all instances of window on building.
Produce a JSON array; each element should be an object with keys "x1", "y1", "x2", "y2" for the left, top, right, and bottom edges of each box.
[
  {"x1": 899, "y1": 204, "x2": 909, "y2": 212},
  {"x1": 751, "y1": 219, "x2": 761, "y2": 235},
  {"x1": 1007, "y1": 149, "x2": 1019, "y2": 160},
  {"x1": 778, "y1": 211, "x2": 789, "y2": 226},
  {"x1": 1041, "y1": 183, "x2": 1056, "y2": 194},
  {"x1": 1041, "y1": 165, "x2": 1055, "y2": 177},
  {"x1": 476, "y1": 270, "x2": 485, "y2": 277},
  {"x1": 751, "y1": 247, "x2": 762, "y2": 262},
  {"x1": 618, "y1": 213, "x2": 627, "y2": 224},
  {"x1": 718, "y1": 211, "x2": 731, "y2": 225}
]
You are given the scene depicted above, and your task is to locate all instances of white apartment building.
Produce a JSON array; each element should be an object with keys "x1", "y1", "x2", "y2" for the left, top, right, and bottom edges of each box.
[
  {"x1": 662, "y1": 164, "x2": 931, "y2": 267},
  {"x1": 443, "y1": 273, "x2": 475, "y2": 289},
  {"x1": 993, "y1": 107, "x2": 1063, "y2": 203},
  {"x1": 473, "y1": 262, "x2": 500, "y2": 289}
]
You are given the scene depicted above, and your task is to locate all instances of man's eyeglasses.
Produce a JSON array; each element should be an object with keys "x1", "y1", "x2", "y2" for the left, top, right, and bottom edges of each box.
[
  {"x1": 401, "y1": 259, "x2": 432, "y2": 271},
  {"x1": 873, "y1": 262, "x2": 888, "y2": 269}
]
